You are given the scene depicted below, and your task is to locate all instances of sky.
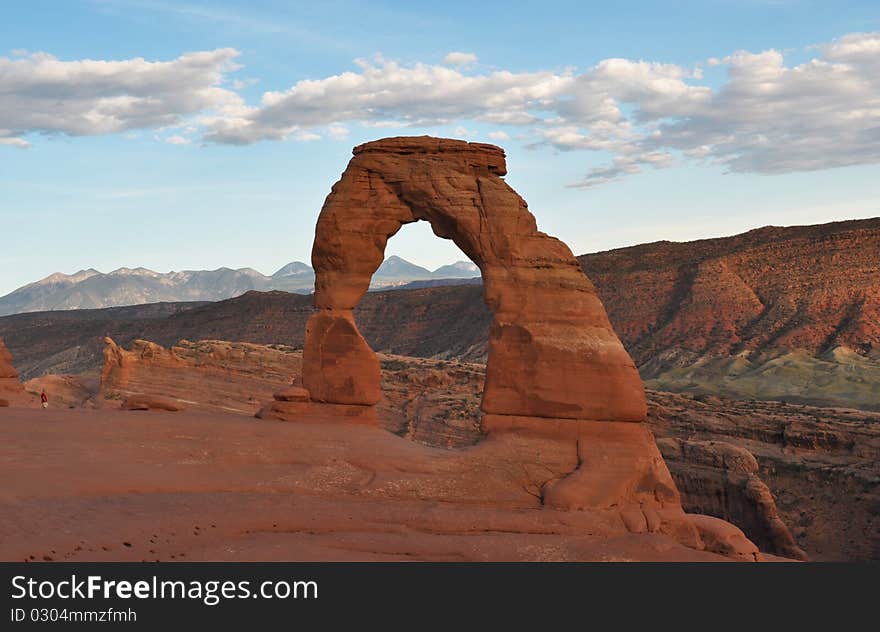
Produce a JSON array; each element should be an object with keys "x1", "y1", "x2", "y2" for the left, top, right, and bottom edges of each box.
[{"x1": 1, "y1": 0, "x2": 879, "y2": 296}]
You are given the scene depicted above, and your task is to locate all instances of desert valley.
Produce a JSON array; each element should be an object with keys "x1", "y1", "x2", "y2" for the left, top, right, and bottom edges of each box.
[{"x1": 1, "y1": 137, "x2": 877, "y2": 563}]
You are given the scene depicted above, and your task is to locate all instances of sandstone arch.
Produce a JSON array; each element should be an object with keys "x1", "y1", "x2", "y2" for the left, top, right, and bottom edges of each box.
[{"x1": 303, "y1": 136, "x2": 646, "y2": 424}]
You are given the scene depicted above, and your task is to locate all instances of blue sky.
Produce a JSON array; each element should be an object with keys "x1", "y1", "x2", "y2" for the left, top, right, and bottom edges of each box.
[{"x1": 1, "y1": 0, "x2": 879, "y2": 296}]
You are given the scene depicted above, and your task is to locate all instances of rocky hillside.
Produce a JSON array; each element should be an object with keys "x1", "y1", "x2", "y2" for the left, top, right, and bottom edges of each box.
[
  {"x1": 579, "y1": 218, "x2": 880, "y2": 369},
  {"x1": 578, "y1": 218, "x2": 880, "y2": 408}
]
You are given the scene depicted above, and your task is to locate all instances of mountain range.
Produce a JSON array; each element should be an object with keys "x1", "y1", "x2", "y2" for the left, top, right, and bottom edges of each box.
[{"x1": 0, "y1": 256, "x2": 480, "y2": 317}]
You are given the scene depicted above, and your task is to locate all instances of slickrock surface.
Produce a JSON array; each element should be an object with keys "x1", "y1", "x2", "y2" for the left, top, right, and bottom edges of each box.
[
  {"x1": 13, "y1": 338, "x2": 875, "y2": 559},
  {"x1": 0, "y1": 407, "x2": 748, "y2": 562},
  {"x1": 689, "y1": 514, "x2": 762, "y2": 561},
  {"x1": 23, "y1": 374, "x2": 98, "y2": 409},
  {"x1": 376, "y1": 354, "x2": 880, "y2": 560},
  {"x1": 305, "y1": 137, "x2": 645, "y2": 421}
]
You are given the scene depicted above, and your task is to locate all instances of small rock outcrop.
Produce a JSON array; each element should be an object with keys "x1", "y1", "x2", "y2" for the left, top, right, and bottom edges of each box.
[
  {"x1": 0, "y1": 337, "x2": 24, "y2": 406},
  {"x1": 689, "y1": 514, "x2": 763, "y2": 561},
  {"x1": 273, "y1": 386, "x2": 310, "y2": 402}
]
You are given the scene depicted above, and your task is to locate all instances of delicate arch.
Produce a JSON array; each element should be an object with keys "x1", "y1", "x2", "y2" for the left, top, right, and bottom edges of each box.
[{"x1": 303, "y1": 136, "x2": 646, "y2": 422}]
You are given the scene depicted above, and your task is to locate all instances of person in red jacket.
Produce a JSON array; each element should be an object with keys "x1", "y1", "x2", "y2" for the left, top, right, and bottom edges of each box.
[{"x1": 40, "y1": 391, "x2": 48, "y2": 409}]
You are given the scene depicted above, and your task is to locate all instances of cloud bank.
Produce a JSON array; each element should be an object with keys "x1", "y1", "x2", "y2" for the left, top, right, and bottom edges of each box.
[
  {"x1": 0, "y1": 49, "x2": 242, "y2": 148},
  {"x1": 3, "y1": 32, "x2": 879, "y2": 187}
]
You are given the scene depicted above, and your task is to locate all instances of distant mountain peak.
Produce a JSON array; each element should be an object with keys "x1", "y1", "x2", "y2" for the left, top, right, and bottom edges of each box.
[
  {"x1": 273, "y1": 261, "x2": 314, "y2": 278},
  {"x1": 375, "y1": 256, "x2": 432, "y2": 278},
  {"x1": 109, "y1": 267, "x2": 160, "y2": 277},
  {"x1": 432, "y1": 260, "x2": 480, "y2": 278},
  {"x1": 36, "y1": 269, "x2": 101, "y2": 286}
]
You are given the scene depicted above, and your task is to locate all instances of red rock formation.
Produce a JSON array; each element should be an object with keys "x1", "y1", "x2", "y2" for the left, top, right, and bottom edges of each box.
[
  {"x1": 304, "y1": 136, "x2": 645, "y2": 422},
  {"x1": 0, "y1": 337, "x2": 17, "y2": 379},
  {"x1": 100, "y1": 337, "x2": 302, "y2": 415},
  {"x1": 689, "y1": 514, "x2": 763, "y2": 561},
  {"x1": 656, "y1": 437, "x2": 808, "y2": 560},
  {"x1": 0, "y1": 405, "x2": 758, "y2": 562},
  {"x1": 0, "y1": 336, "x2": 25, "y2": 406},
  {"x1": 289, "y1": 136, "x2": 740, "y2": 550},
  {"x1": 303, "y1": 311, "x2": 380, "y2": 405},
  {"x1": 648, "y1": 390, "x2": 880, "y2": 560},
  {"x1": 483, "y1": 414, "x2": 699, "y2": 546}
]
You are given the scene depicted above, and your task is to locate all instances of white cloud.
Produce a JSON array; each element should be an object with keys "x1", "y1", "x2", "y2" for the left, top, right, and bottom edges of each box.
[
  {"x1": 201, "y1": 57, "x2": 572, "y2": 144},
  {"x1": 165, "y1": 135, "x2": 191, "y2": 145},
  {"x1": 0, "y1": 136, "x2": 29, "y2": 148},
  {"x1": 443, "y1": 51, "x2": 477, "y2": 67},
  {"x1": 568, "y1": 151, "x2": 675, "y2": 188},
  {"x1": 4, "y1": 32, "x2": 880, "y2": 189},
  {"x1": 647, "y1": 34, "x2": 880, "y2": 175},
  {"x1": 0, "y1": 48, "x2": 242, "y2": 145},
  {"x1": 196, "y1": 38, "x2": 880, "y2": 185}
]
